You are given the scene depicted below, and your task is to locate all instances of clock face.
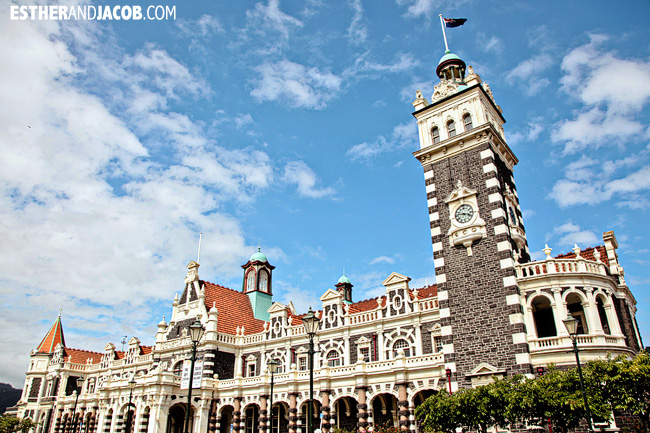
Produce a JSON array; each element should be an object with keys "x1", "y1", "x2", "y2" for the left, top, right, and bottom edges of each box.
[{"x1": 455, "y1": 204, "x2": 474, "y2": 223}]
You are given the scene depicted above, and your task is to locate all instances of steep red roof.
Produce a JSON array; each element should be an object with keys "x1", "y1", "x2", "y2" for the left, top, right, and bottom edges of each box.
[
  {"x1": 202, "y1": 281, "x2": 266, "y2": 335},
  {"x1": 555, "y1": 245, "x2": 609, "y2": 263},
  {"x1": 63, "y1": 348, "x2": 103, "y2": 364},
  {"x1": 416, "y1": 285, "x2": 438, "y2": 299},
  {"x1": 141, "y1": 346, "x2": 153, "y2": 355},
  {"x1": 36, "y1": 314, "x2": 66, "y2": 353}
]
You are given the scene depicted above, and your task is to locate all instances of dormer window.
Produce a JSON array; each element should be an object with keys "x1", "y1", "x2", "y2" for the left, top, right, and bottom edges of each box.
[
  {"x1": 463, "y1": 113, "x2": 473, "y2": 131},
  {"x1": 431, "y1": 127, "x2": 440, "y2": 144},
  {"x1": 246, "y1": 270, "x2": 256, "y2": 292},
  {"x1": 447, "y1": 120, "x2": 456, "y2": 138}
]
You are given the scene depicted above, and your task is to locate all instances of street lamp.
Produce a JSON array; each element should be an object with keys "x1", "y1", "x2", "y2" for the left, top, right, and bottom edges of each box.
[
  {"x1": 72, "y1": 377, "x2": 84, "y2": 433},
  {"x1": 184, "y1": 319, "x2": 205, "y2": 433},
  {"x1": 124, "y1": 376, "x2": 136, "y2": 433},
  {"x1": 303, "y1": 307, "x2": 320, "y2": 433},
  {"x1": 445, "y1": 368, "x2": 452, "y2": 394},
  {"x1": 563, "y1": 317, "x2": 593, "y2": 433},
  {"x1": 267, "y1": 359, "x2": 279, "y2": 433}
]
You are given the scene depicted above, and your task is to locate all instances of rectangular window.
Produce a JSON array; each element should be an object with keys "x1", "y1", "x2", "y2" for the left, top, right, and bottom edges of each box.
[
  {"x1": 359, "y1": 347, "x2": 370, "y2": 362},
  {"x1": 248, "y1": 363, "x2": 256, "y2": 377},
  {"x1": 433, "y1": 336, "x2": 443, "y2": 353},
  {"x1": 298, "y1": 356, "x2": 307, "y2": 371}
]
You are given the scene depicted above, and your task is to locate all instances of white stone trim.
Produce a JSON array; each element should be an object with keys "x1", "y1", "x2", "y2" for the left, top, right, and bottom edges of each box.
[
  {"x1": 488, "y1": 193, "x2": 502, "y2": 203},
  {"x1": 432, "y1": 242, "x2": 443, "y2": 252},
  {"x1": 424, "y1": 171, "x2": 434, "y2": 180},
  {"x1": 437, "y1": 290, "x2": 448, "y2": 301},
  {"x1": 494, "y1": 224, "x2": 508, "y2": 235},
  {"x1": 442, "y1": 343, "x2": 454, "y2": 354},
  {"x1": 509, "y1": 313, "x2": 524, "y2": 324},
  {"x1": 500, "y1": 258, "x2": 514, "y2": 269},
  {"x1": 503, "y1": 276, "x2": 517, "y2": 288},
  {"x1": 441, "y1": 325, "x2": 452, "y2": 336},
  {"x1": 429, "y1": 212, "x2": 439, "y2": 222},
  {"x1": 434, "y1": 257, "x2": 445, "y2": 268},
  {"x1": 515, "y1": 353, "x2": 532, "y2": 365},
  {"x1": 491, "y1": 208, "x2": 506, "y2": 219},
  {"x1": 505, "y1": 294, "x2": 519, "y2": 305},
  {"x1": 480, "y1": 149, "x2": 494, "y2": 159},
  {"x1": 439, "y1": 307, "x2": 450, "y2": 318},
  {"x1": 497, "y1": 241, "x2": 511, "y2": 252},
  {"x1": 512, "y1": 333, "x2": 527, "y2": 344},
  {"x1": 427, "y1": 197, "x2": 438, "y2": 207},
  {"x1": 426, "y1": 183, "x2": 436, "y2": 194},
  {"x1": 485, "y1": 178, "x2": 499, "y2": 189},
  {"x1": 431, "y1": 226, "x2": 441, "y2": 236},
  {"x1": 482, "y1": 163, "x2": 497, "y2": 174},
  {"x1": 436, "y1": 274, "x2": 447, "y2": 284}
]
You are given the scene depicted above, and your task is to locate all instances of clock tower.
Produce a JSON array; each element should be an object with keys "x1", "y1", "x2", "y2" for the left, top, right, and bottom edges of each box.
[{"x1": 412, "y1": 51, "x2": 532, "y2": 388}]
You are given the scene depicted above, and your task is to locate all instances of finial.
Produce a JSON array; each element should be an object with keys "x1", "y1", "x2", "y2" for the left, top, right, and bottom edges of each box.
[
  {"x1": 258, "y1": 239, "x2": 261, "y2": 252},
  {"x1": 543, "y1": 244, "x2": 552, "y2": 260},
  {"x1": 197, "y1": 232, "x2": 202, "y2": 264},
  {"x1": 573, "y1": 244, "x2": 582, "y2": 258}
]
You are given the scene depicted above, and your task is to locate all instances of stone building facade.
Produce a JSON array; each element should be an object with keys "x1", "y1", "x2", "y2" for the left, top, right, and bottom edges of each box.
[{"x1": 13, "y1": 50, "x2": 643, "y2": 433}]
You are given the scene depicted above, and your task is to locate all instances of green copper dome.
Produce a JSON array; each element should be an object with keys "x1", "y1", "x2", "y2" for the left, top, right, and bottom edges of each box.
[
  {"x1": 438, "y1": 50, "x2": 462, "y2": 65},
  {"x1": 250, "y1": 248, "x2": 268, "y2": 263},
  {"x1": 338, "y1": 274, "x2": 351, "y2": 284}
]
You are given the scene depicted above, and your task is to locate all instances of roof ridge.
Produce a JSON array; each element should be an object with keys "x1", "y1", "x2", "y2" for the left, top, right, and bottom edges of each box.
[{"x1": 66, "y1": 347, "x2": 103, "y2": 355}]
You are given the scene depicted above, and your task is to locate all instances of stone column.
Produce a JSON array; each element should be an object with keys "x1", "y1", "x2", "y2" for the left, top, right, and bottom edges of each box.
[
  {"x1": 233, "y1": 398, "x2": 242, "y2": 433},
  {"x1": 53, "y1": 409, "x2": 64, "y2": 433},
  {"x1": 209, "y1": 401, "x2": 218, "y2": 433},
  {"x1": 356, "y1": 386, "x2": 367, "y2": 431},
  {"x1": 320, "y1": 391, "x2": 330, "y2": 433},
  {"x1": 397, "y1": 383, "x2": 409, "y2": 432},
  {"x1": 259, "y1": 395, "x2": 269, "y2": 432},
  {"x1": 287, "y1": 393, "x2": 298, "y2": 433}
]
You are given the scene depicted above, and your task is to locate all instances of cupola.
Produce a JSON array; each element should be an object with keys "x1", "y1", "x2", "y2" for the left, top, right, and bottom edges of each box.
[
  {"x1": 335, "y1": 272, "x2": 353, "y2": 304},
  {"x1": 241, "y1": 247, "x2": 275, "y2": 321},
  {"x1": 436, "y1": 50, "x2": 466, "y2": 83}
]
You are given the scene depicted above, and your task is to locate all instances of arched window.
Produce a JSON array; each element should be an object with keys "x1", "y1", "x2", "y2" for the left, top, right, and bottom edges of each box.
[
  {"x1": 172, "y1": 361, "x2": 183, "y2": 376},
  {"x1": 246, "y1": 270, "x2": 256, "y2": 292},
  {"x1": 431, "y1": 127, "x2": 440, "y2": 144},
  {"x1": 463, "y1": 113, "x2": 473, "y2": 131},
  {"x1": 447, "y1": 120, "x2": 456, "y2": 138},
  {"x1": 566, "y1": 293, "x2": 588, "y2": 334},
  {"x1": 596, "y1": 296, "x2": 611, "y2": 335},
  {"x1": 326, "y1": 350, "x2": 340, "y2": 367},
  {"x1": 531, "y1": 296, "x2": 557, "y2": 338},
  {"x1": 392, "y1": 339, "x2": 411, "y2": 357},
  {"x1": 259, "y1": 270, "x2": 268, "y2": 293}
]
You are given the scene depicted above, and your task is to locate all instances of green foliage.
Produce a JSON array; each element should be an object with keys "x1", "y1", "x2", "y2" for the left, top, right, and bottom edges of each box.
[
  {"x1": 0, "y1": 414, "x2": 36, "y2": 433},
  {"x1": 416, "y1": 352, "x2": 650, "y2": 433}
]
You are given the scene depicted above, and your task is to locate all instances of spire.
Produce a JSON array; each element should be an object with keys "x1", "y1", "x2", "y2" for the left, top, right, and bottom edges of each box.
[{"x1": 36, "y1": 312, "x2": 66, "y2": 353}]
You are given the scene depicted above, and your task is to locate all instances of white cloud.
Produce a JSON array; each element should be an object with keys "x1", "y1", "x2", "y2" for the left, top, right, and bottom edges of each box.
[
  {"x1": 283, "y1": 161, "x2": 336, "y2": 198},
  {"x1": 395, "y1": 0, "x2": 468, "y2": 19},
  {"x1": 370, "y1": 256, "x2": 395, "y2": 265},
  {"x1": 245, "y1": 0, "x2": 303, "y2": 42},
  {"x1": 506, "y1": 53, "x2": 553, "y2": 96},
  {"x1": 347, "y1": 121, "x2": 417, "y2": 162},
  {"x1": 549, "y1": 222, "x2": 599, "y2": 249},
  {"x1": 177, "y1": 14, "x2": 224, "y2": 37},
  {"x1": 348, "y1": 0, "x2": 369, "y2": 46},
  {"x1": 250, "y1": 60, "x2": 342, "y2": 109},
  {"x1": 484, "y1": 35, "x2": 503, "y2": 54},
  {"x1": 553, "y1": 35, "x2": 650, "y2": 154},
  {"x1": 0, "y1": 8, "x2": 277, "y2": 387}
]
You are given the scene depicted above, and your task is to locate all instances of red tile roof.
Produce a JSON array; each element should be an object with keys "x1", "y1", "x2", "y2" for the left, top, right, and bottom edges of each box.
[
  {"x1": 555, "y1": 245, "x2": 609, "y2": 263},
  {"x1": 36, "y1": 314, "x2": 66, "y2": 354},
  {"x1": 416, "y1": 285, "x2": 438, "y2": 299},
  {"x1": 202, "y1": 281, "x2": 266, "y2": 335},
  {"x1": 63, "y1": 348, "x2": 103, "y2": 364}
]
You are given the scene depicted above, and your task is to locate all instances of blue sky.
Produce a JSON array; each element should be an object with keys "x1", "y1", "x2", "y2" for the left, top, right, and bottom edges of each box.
[{"x1": 1, "y1": 0, "x2": 650, "y2": 386}]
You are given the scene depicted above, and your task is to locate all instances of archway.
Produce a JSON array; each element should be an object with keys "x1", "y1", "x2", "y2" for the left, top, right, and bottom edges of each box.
[
  {"x1": 371, "y1": 393, "x2": 398, "y2": 429},
  {"x1": 412, "y1": 390, "x2": 435, "y2": 408},
  {"x1": 566, "y1": 293, "x2": 588, "y2": 334},
  {"x1": 167, "y1": 404, "x2": 191, "y2": 433},
  {"x1": 333, "y1": 397, "x2": 358, "y2": 432},
  {"x1": 269, "y1": 402, "x2": 288, "y2": 433},
  {"x1": 243, "y1": 404, "x2": 259, "y2": 433},
  {"x1": 219, "y1": 405, "x2": 234, "y2": 433},
  {"x1": 531, "y1": 296, "x2": 557, "y2": 338},
  {"x1": 596, "y1": 295, "x2": 611, "y2": 335},
  {"x1": 299, "y1": 400, "x2": 321, "y2": 433}
]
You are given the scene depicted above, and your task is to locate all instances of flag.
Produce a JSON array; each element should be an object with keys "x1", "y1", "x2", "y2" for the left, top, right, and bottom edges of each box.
[{"x1": 443, "y1": 18, "x2": 467, "y2": 28}]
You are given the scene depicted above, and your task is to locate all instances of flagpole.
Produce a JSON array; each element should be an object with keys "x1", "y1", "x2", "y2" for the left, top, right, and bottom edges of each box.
[{"x1": 439, "y1": 14, "x2": 449, "y2": 52}]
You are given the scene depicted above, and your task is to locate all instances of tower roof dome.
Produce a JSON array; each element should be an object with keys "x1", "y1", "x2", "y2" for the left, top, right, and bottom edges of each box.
[
  {"x1": 338, "y1": 274, "x2": 351, "y2": 284},
  {"x1": 250, "y1": 247, "x2": 268, "y2": 263},
  {"x1": 436, "y1": 49, "x2": 467, "y2": 79}
]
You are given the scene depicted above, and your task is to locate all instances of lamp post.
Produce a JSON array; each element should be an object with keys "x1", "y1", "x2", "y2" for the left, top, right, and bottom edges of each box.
[
  {"x1": 563, "y1": 317, "x2": 593, "y2": 433},
  {"x1": 124, "y1": 376, "x2": 136, "y2": 433},
  {"x1": 72, "y1": 377, "x2": 84, "y2": 433},
  {"x1": 303, "y1": 307, "x2": 321, "y2": 433},
  {"x1": 267, "y1": 359, "x2": 279, "y2": 433},
  {"x1": 184, "y1": 319, "x2": 206, "y2": 433}
]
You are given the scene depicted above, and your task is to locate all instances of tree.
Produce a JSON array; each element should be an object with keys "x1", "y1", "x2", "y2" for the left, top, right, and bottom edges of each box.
[{"x1": 0, "y1": 414, "x2": 36, "y2": 433}]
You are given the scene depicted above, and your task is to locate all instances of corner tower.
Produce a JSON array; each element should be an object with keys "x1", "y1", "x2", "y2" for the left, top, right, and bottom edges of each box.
[
  {"x1": 241, "y1": 248, "x2": 275, "y2": 321},
  {"x1": 412, "y1": 51, "x2": 532, "y2": 387}
]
